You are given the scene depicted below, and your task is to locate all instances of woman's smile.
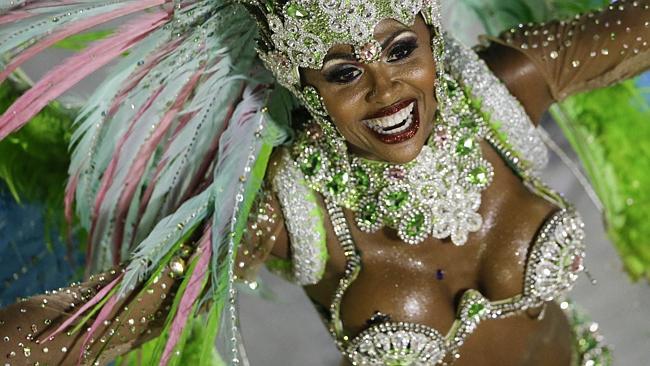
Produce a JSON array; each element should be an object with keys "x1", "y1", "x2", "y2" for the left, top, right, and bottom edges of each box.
[
  {"x1": 362, "y1": 99, "x2": 420, "y2": 144},
  {"x1": 302, "y1": 15, "x2": 438, "y2": 164}
]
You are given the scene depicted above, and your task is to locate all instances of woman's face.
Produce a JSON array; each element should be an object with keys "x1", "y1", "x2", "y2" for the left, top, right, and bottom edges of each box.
[{"x1": 302, "y1": 15, "x2": 437, "y2": 164}]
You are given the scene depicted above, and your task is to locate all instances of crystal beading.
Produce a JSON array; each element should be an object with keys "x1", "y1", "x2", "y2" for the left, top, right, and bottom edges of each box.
[
  {"x1": 292, "y1": 75, "x2": 494, "y2": 246},
  {"x1": 330, "y1": 208, "x2": 587, "y2": 366},
  {"x1": 272, "y1": 150, "x2": 328, "y2": 285},
  {"x1": 444, "y1": 35, "x2": 549, "y2": 173}
]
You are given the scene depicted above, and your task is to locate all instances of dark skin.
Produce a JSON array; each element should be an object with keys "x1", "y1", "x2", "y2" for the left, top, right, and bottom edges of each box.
[{"x1": 257, "y1": 16, "x2": 570, "y2": 366}]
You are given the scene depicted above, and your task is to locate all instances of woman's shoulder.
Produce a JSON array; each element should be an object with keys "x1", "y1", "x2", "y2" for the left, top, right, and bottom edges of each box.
[{"x1": 476, "y1": 41, "x2": 554, "y2": 124}]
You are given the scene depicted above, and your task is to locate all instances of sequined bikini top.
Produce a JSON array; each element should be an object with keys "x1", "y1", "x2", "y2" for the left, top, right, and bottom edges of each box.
[
  {"x1": 330, "y1": 204, "x2": 585, "y2": 365},
  {"x1": 269, "y1": 37, "x2": 586, "y2": 365}
]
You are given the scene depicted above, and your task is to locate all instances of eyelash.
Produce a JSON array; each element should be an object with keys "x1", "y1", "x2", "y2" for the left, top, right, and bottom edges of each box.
[
  {"x1": 387, "y1": 39, "x2": 418, "y2": 62},
  {"x1": 324, "y1": 38, "x2": 419, "y2": 84}
]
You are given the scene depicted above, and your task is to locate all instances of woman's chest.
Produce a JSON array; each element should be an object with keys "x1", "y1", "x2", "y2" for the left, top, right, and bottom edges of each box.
[{"x1": 309, "y1": 144, "x2": 558, "y2": 332}]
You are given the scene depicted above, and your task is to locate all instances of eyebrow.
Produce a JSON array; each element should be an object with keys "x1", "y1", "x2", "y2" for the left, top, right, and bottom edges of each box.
[{"x1": 322, "y1": 28, "x2": 414, "y2": 65}]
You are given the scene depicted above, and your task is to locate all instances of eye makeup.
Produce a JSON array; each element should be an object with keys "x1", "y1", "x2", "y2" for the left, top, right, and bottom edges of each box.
[
  {"x1": 386, "y1": 32, "x2": 419, "y2": 62},
  {"x1": 320, "y1": 29, "x2": 419, "y2": 83}
]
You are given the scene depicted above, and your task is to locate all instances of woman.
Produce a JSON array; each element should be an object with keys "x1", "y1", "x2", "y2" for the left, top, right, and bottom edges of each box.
[{"x1": 0, "y1": 0, "x2": 648, "y2": 365}]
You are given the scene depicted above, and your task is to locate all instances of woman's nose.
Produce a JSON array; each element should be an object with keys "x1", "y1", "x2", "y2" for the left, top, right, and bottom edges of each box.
[{"x1": 365, "y1": 66, "x2": 399, "y2": 104}]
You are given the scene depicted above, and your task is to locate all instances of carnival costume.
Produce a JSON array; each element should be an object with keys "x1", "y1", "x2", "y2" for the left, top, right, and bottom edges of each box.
[{"x1": 0, "y1": 0, "x2": 648, "y2": 365}]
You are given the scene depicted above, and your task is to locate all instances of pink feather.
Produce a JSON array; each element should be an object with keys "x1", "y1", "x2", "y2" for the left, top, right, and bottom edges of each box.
[
  {"x1": 0, "y1": 0, "x2": 82, "y2": 24},
  {"x1": 77, "y1": 294, "x2": 121, "y2": 364},
  {"x1": 110, "y1": 65, "x2": 206, "y2": 264},
  {"x1": 160, "y1": 225, "x2": 212, "y2": 366},
  {"x1": 39, "y1": 272, "x2": 124, "y2": 343},
  {"x1": 178, "y1": 84, "x2": 245, "y2": 204},
  {"x1": 104, "y1": 37, "x2": 184, "y2": 119},
  {"x1": 0, "y1": 0, "x2": 165, "y2": 84},
  {"x1": 0, "y1": 10, "x2": 32, "y2": 24},
  {"x1": 0, "y1": 10, "x2": 170, "y2": 139},
  {"x1": 85, "y1": 84, "x2": 164, "y2": 267}
]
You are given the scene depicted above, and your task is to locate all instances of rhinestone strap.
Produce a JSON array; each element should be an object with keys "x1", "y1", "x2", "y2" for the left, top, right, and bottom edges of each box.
[
  {"x1": 272, "y1": 150, "x2": 328, "y2": 285},
  {"x1": 444, "y1": 35, "x2": 549, "y2": 174},
  {"x1": 324, "y1": 199, "x2": 362, "y2": 346},
  {"x1": 562, "y1": 300, "x2": 612, "y2": 366}
]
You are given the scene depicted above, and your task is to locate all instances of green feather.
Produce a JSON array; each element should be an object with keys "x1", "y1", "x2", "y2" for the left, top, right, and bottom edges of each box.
[
  {"x1": 0, "y1": 79, "x2": 75, "y2": 244},
  {"x1": 53, "y1": 30, "x2": 115, "y2": 51}
]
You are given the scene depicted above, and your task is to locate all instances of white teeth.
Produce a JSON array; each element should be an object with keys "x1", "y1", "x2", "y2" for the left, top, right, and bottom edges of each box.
[{"x1": 362, "y1": 102, "x2": 415, "y2": 135}]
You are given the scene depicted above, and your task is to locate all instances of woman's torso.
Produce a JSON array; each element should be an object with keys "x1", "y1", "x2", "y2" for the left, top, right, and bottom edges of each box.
[{"x1": 302, "y1": 141, "x2": 574, "y2": 366}]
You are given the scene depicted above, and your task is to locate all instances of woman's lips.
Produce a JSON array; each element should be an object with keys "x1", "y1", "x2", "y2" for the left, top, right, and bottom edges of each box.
[
  {"x1": 362, "y1": 100, "x2": 420, "y2": 144},
  {"x1": 365, "y1": 99, "x2": 415, "y2": 119}
]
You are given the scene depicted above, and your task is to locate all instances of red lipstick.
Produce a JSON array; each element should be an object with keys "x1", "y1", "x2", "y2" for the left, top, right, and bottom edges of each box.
[
  {"x1": 366, "y1": 100, "x2": 420, "y2": 145},
  {"x1": 366, "y1": 99, "x2": 415, "y2": 119}
]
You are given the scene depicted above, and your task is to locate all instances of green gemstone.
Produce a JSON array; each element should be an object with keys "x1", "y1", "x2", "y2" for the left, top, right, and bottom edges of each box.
[
  {"x1": 446, "y1": 79, "x2": 458, "y2": 92},
  {"x1": 456, "y1": 135, "x2": 475, "y2": 156},
  {"x1": 578, "y1": 335, "x2": 599, "y2": 353},
  {"x1": 264, "y1": 0, "x2": 274, "y2": 13},
  {"x1": 326, "y1": 172, "x2": 349, "y2": 195},
  {"x1": 300, "y1": 152, "x2": 322, "y2": 176},
  {"x1": 468, "y1": 166, "x2": 489, "y2": 185},
  {"x1": 467, "y1": 303, "x2": 485, "y2": 318},
  {"x1": 287, "y1": 3, "x2": 308, "y2": 18},
  {"x1": 385, "y1": 190, "x2": 409, "y2": 211},
  {"x1": 353, "y1": 168, "x2": 370, "y2": 190},
  {"x1": 460, "y1": 116, "x2": 478, "y2": 130},
  {"x1": 406, "y1": 213, "x2": 425, "y2": 237},
  {"x1": 359, "y1": 201, "x2": 378, "y2": 223},
  {"x1": 304, "y1": 88, "x2": 320, "y2": 106},
  {"x1": 386, "y1": 358, "x2": 410, "y2": 366}
]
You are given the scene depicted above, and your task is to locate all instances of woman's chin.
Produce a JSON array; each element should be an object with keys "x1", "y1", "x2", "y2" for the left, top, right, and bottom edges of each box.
[{"x1": 379, "y1": 143, "x2": 426, "y2": 164}]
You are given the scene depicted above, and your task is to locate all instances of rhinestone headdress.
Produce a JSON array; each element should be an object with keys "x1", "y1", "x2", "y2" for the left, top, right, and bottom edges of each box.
[{"x1": 239, "y1": 0, "x2": 444, "y2": 108}]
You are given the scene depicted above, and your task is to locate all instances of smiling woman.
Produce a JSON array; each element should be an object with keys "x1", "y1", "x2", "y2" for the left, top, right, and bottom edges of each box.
[
  {"x1": 301, "y1": 16, "x2": 437, "y2": 163},
  {"x1": 0, "y1": 0, "x2": 649, "y2": 365}
]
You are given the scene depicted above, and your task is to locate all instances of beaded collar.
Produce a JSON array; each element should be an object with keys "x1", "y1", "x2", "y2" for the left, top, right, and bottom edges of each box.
[{"x1": 292, "y1": 73, "x2": 495, "y2": 246}]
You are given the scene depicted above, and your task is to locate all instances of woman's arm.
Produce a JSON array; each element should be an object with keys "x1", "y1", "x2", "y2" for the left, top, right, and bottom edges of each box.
[
  {"x1": 0, "y1": 268, "x2": 176, "y2": 365},
  {"x1": 479, "y1": 0, "x2": 650, "y2": 123},
  {"x1": 0, "y1": 175, "x2": 289, "y2": 366},
  {"x1": 235, "y1": 183, "x2": 290, "y2": 285}
]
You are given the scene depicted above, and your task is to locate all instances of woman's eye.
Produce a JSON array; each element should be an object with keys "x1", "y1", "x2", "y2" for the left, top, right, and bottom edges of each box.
[
  {"x1": 386, "y1": 40, "x2": 418, "y2": 62},
  {"x1": 326, "y1": 67, "x2": 363, "y2": 84}
]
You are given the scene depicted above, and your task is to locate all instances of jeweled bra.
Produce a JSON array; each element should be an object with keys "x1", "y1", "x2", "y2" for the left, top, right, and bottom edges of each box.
[{"x1": 271, "y1": 37, "x2": 586, "y2": 365}]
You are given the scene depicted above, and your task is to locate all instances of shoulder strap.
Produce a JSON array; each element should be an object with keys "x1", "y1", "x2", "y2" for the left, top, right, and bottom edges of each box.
[
  {"x1": 444, "y1": 35, "x2": 549, "y2": 175},
  {"x1": 271, "y1": 149, "x2": 328, "y2": 285}
]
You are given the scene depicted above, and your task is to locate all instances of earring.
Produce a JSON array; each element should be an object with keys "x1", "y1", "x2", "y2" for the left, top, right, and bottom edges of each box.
[
  {"x1": 299, "y1": 86, "x2": 348, "y2": 156},
  {"x1": 301, "y1": 86, "x2": 328, "y2": 117}
]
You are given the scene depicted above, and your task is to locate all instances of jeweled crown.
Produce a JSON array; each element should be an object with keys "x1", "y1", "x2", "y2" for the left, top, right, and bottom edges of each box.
[{"x1": 239, "y1": 0, "x2": 441, "y2": 88}]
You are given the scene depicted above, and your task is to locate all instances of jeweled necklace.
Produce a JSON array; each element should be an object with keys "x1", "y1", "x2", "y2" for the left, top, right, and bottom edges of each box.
[{"x1": 293, "y1": 75, "x2": 494, "y2": 245}]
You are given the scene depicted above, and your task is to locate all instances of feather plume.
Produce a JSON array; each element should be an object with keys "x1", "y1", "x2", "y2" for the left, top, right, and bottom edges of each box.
[
  {"x1": 0, "y1": 0, "x2": 164, "y2": 85},
  {"x1": 119, "y1": 186, "x2": 211, "y2": 296},
  {"x1": 207, "y1": 80, "x2": 289, "y2": 363},
  {"x1": 0, "y1": 10, "x2": 170, "y2": 139},
  {"x1": 161, "y1": 225, "x2": 212, "y2": 366},
  {"x1": 1, "y1": 1, "x2": 154, "y2": 58},
  {"x1": 2, "y1": 1, "x2": 294, "y2": 364},
  {"x1": 39, "y1": 272, "x2": 123, "y2": 343}
]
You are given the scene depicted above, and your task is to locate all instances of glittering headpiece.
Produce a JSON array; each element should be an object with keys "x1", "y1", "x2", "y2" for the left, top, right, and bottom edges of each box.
[
  {"x1": 239, "y1": 0, "x2": 446, "y2": 144},
  {"x1": 240, "y1": 1, "x2": 443, "y2": 92}
]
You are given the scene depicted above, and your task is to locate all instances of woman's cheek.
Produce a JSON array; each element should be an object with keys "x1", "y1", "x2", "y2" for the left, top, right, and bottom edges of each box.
[{"x1": 324, "y1": 86, "x2": 366, "y2": 127}]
